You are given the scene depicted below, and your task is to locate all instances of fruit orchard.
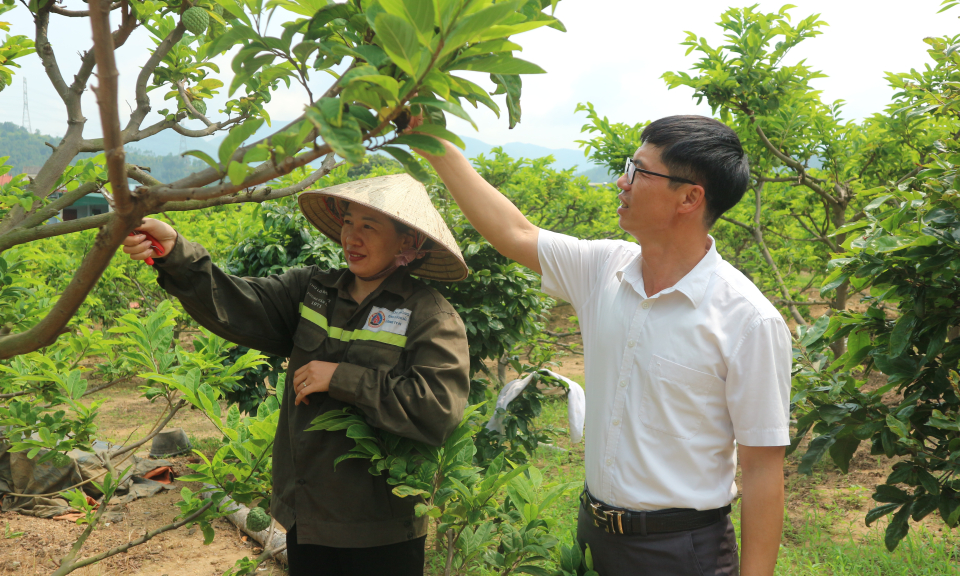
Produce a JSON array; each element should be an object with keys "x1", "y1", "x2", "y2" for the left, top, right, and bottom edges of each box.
[{"x1": 0, "y1": 0, "x2": 958, "y2": 575}]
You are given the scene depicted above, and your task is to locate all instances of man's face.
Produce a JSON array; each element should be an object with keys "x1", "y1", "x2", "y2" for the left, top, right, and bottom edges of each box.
[{"x1": 616, "y1": 143, "x2": 684, "y2": 241}]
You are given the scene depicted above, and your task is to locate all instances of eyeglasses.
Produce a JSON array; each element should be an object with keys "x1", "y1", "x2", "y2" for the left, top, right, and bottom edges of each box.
[{"x1": 624, "y1": 158, "x2": 698, "y2": 186}]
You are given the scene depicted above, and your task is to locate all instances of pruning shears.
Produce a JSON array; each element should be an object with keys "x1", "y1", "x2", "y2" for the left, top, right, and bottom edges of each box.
[{"x1": 100, "y1": 190, "x2": 166, "y2": 265}]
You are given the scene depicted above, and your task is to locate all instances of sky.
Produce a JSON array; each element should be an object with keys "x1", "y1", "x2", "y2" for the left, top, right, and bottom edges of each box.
[{"x1": 2, "y1": 0, "x2": 958, "y2": 152}]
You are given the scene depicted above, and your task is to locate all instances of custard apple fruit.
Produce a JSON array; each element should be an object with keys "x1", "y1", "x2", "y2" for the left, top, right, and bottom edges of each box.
[
  {"x1": 182, "y1": 7, "x2": 209, "y2": 35},
  {"x1": 189, "y1": 98, "x2": 207, "y2": 118},
  {"x1": 50, "y1": 452, "x2": 72, "y2": 468},
  {"x1": 245, "y1": 507, "x2": 271, "y2": 532}
]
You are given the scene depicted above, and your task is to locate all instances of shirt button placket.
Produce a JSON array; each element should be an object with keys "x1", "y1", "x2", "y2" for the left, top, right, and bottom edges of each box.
[{"x1": 602, "y1": 298, "x2": 650, "y2": 496}]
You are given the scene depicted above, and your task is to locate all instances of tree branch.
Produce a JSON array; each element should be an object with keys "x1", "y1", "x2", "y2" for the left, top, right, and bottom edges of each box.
[
  {"x1": 159, "y1": 154, "x2": 339, "y2": 211},
  {"x1": 49, "y1": 1, "x2": 121, "y2": 17},
  {"x1": 151, "y1": 143, "x2": 333, "y2": 202},
  {"x1": 12, "y1": 182, "x2": 101, "y2": 233},
  {"x1": 0, "y1": 212, "x2": 140, "y2": 359},
  {"x1": 0, "y1": 212, "x2": 112, "y2": 252},
  {"x1": 719, "y1": 214, "x2": 753, "y2": 231},
  {"x1": 177, "y1": 81, "x2": 214, "y2": 126},
  {"x1": 52, "y1": 499, "x2": 217, "y2": 576},
  {"x1": 749, "y1": 182, "x2": 807, "y2": 326},
  {"x1": 751, "y1": 122, "x2": 840, "y2": 206},
  {"x1": 89, "y1": 0, "x2": 132, "y2": 214},
  {"x1": 772, "y1": 299, "x2": 831, "y2": 306},
  {"x1": 110, "y1": 399, "x2": 185, "y2": 459},
  {"x1": 123, "y1": 23, "x2": 186, "y2": 136}
]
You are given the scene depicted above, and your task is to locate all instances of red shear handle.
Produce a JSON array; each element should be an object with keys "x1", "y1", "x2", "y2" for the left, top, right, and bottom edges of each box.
[{"x1": 130, "y1": 231, "x2": 165, "y2": 265}]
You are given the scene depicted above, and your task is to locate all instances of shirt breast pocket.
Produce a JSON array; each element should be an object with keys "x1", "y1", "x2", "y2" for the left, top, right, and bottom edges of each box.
[
  {"x1": 639, "y1": 354, "x2": 723, "y2": 440},
  {"x1": 293, "y1": 319, "x2": 328, "y2": 355},
  {"x1": 343, "y1": 339, "x2": 403, "y2": 371}
]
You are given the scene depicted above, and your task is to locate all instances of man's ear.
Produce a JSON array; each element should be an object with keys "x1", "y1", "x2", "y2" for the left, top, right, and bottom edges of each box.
[{"x1": 677, "y1": 184, "x2": 706, "y2": 216}]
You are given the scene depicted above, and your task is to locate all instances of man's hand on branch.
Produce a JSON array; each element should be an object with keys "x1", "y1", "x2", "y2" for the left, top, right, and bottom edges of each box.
[{"x1": 121, "y1": 217, "x2": 178, "y2": 262}]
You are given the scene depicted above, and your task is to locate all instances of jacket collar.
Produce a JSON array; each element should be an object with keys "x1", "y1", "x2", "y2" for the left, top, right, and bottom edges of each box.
[
  {"x1": 616, "y1": 235, "x2": 721, "y2": 308},
  {"x1": 321, "y1": 267, "x2": 418, "y2": 302}
]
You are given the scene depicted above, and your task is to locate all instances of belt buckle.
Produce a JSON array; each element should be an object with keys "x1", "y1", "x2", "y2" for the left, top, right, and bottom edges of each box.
[{"x1": 590, "y1": 502, "x2": 624, "y2": 535}]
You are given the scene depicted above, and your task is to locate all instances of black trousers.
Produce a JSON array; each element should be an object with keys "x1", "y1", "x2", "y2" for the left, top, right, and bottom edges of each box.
[
  {"x1": 577, "y1": 501, "x2": 739, "y2": 576},
  {"x1": 286, "y1": 524, "x2": 426, "y2": 576}
]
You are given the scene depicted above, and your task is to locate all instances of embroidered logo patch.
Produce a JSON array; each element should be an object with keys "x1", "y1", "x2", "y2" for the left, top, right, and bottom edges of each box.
[
  {"x1": 368, "y1": 311, "x2": 385, "y2": 328},
  {"x1": 365, "y1": 307, "x2": 412, "y2": 335}
]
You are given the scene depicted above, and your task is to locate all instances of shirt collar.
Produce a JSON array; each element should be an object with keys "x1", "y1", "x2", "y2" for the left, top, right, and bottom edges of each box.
[{"x1": 616, "y1": 235, "x2": 721, "y2": 308}]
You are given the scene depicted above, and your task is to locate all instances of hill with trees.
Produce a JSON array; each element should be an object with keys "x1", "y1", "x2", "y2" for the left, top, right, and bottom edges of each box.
[{"x1": 0, "y1": 122, "x2": 204, "y2": 182}]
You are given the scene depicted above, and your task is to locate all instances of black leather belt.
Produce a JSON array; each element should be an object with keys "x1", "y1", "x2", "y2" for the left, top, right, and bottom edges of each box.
[{"x1": 580, "y1": 489, "x2": 731, "y2": 536}]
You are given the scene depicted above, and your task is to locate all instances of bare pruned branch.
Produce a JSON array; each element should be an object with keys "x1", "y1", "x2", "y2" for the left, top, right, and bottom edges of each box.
[
  {"x1": 160, "y1": 154, "x2": 340, "y2": 211},
  {"x1": 49, "y1": 1, "x2": 122, "y2": 17},
  {"x1": 151, "y1": 143, "x2": 333, "y2": 203},
  {"x1": 123, "y1": 22, "x2": 186, "y2": 136},
  {"x1": 89, "y1": 0, "x2": 133, "y2": 214}
]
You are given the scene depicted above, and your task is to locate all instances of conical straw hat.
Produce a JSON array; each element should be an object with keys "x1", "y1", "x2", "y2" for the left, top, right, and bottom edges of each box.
[{"x1": 298, "y1": 174, "x2": 468, "y2": 282}]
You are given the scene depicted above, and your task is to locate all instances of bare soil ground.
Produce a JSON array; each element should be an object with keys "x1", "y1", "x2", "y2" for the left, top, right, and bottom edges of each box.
[{"x1": 0, "y1": 305, "x2": 946, "y2": 575}]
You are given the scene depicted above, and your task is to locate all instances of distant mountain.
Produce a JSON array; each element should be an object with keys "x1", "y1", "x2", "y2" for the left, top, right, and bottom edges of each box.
[
  {"x1": 131, "y1": 120, "x2": 613, "y2": 180},
  {"x1": 0, "y1": 122, "x2": 205, "y2": 183}
]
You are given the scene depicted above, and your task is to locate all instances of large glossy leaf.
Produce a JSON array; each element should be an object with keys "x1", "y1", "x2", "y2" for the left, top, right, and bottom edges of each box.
[
  {"x1": 449, "y1": 54, "x2": 546, "y2": 74},
  {"x1": 373, "y1": 13, "x2": 421, "y2": 77}
]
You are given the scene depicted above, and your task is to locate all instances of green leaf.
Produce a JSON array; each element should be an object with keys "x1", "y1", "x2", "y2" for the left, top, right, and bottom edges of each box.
[
  {"x1": 411, "y1": 122, "x2": 464, "y2": 149},
  {"x1": 393, "y1": 134, "x2": 446, "y2": 156},
  {"x1": 874, "y1": 484, "x2": 911, "y2": 504},
  {"x1": 218, "y1": 119, "x2": 264, "y2": 166},
  {"x1": 380, "y1": 146, "x2": 431, "y2": 183},
  {"x1": 516, "y1": 566, "x2": 552, "y2": 576},
  {"x1": 885, "y1": 414, "x2": 910, "y2": 439},
  {"x1": 373, "y1": 13, "x2": 421, "y2": 77},
  {"x1": 490, "y1": 73, "x2": 522, "y2": 128},
  {"x1": 182, "y1": 149, "x2": 221, "y2": 172},
  {"x1": 828, "y1": 434, "x2": 860, "y2": 474},
  {"x1": 227, "y1": 161, "x2": 252, "y2": 186},
  {"x1": 449, "y1": 54, "x2": 546, "y2": 75},
  {"x1": 409, "y1": 95, "x2": 477, "y2": 129},
  {"x1": 306, "y1": 106, "x2": 366, "y2": 164},
  {"x1": 798, "y1": 433, "x2": 834, "y2": 475},
  {"x1": 885, "y1": 502, "x2": 912, "y2": 551},
  {"x1": 379, "y1": 0, "x2": 435, "y2": 45},
  {"x1": 865, "y1": 502, "x2": 900, "y2": 526},
  {"x1": 888, "y1": 311, "x2": 918, "y2": 357}
]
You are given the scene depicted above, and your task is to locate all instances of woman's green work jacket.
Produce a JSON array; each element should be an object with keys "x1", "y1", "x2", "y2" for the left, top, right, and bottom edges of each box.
[{"x1": 153, "y1": 236, "x2": 471, "y2": 548}]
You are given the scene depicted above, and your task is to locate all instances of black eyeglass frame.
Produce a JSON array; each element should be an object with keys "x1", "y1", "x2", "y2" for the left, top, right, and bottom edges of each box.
[{"x1": 624, "y1": 158, "x2": 698, "y2": 186}]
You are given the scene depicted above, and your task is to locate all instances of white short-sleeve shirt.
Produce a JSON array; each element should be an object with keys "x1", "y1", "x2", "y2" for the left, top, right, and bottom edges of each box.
[{"x1": 538, "y1": 229, "x2": 792, "y2": 512}]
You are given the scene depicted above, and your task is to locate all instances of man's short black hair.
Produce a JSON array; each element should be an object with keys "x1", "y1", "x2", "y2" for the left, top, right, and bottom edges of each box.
[{"x1": 640, "y1": 115, "x2": 749, "y2": 227}]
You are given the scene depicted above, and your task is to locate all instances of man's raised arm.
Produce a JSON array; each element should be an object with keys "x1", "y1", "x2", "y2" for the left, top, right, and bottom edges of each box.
[{"x1": 418, "y1": 139, "x2": 542, "y2": 275}]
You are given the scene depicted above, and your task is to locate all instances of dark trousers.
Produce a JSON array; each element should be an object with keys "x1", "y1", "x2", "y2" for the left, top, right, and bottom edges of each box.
[
  {"x1": 286, "y1": 524, "x2": 426, "y2": 576},
  {"x1": 577, "y1": 501, "x2": 739, "y2": 576}
]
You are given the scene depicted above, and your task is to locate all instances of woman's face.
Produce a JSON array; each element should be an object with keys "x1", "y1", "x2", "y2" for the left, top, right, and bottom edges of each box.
[{"x1": 340, "y1": 203, "x2": 414, "y2": 278}]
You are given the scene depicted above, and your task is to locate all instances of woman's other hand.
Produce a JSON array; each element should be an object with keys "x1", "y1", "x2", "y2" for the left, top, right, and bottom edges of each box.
[
  {"x1": 122, "y1": 217, "x2": 178, "y2": 262},
  {"x1": 294, "y1": 361, "x2": 339, "y2": 405}
]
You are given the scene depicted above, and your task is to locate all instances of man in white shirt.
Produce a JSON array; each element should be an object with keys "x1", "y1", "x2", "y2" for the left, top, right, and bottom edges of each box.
[{"x1": 416, "y1": 115, "x2": 791, "y2": 576}]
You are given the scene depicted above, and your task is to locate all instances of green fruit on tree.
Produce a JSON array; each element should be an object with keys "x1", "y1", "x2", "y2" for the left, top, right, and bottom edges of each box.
[
  {"x1": 245, "y1": 507, "x2": 271, "y2": 532},
  {"x1": 50, "y1": 452, "x2": 72, "y2": 468},
  {"x1": 190, "y1": 99, "x2": 207, "y2": 118},
  {"x1": 182, "y1": 7, "x2": 209, "y2": 35}
]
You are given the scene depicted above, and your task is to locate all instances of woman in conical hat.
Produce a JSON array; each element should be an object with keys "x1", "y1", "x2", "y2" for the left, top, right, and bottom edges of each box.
[{"x1": 122, "y1": 174, "x2": 470, "y2": 576}]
